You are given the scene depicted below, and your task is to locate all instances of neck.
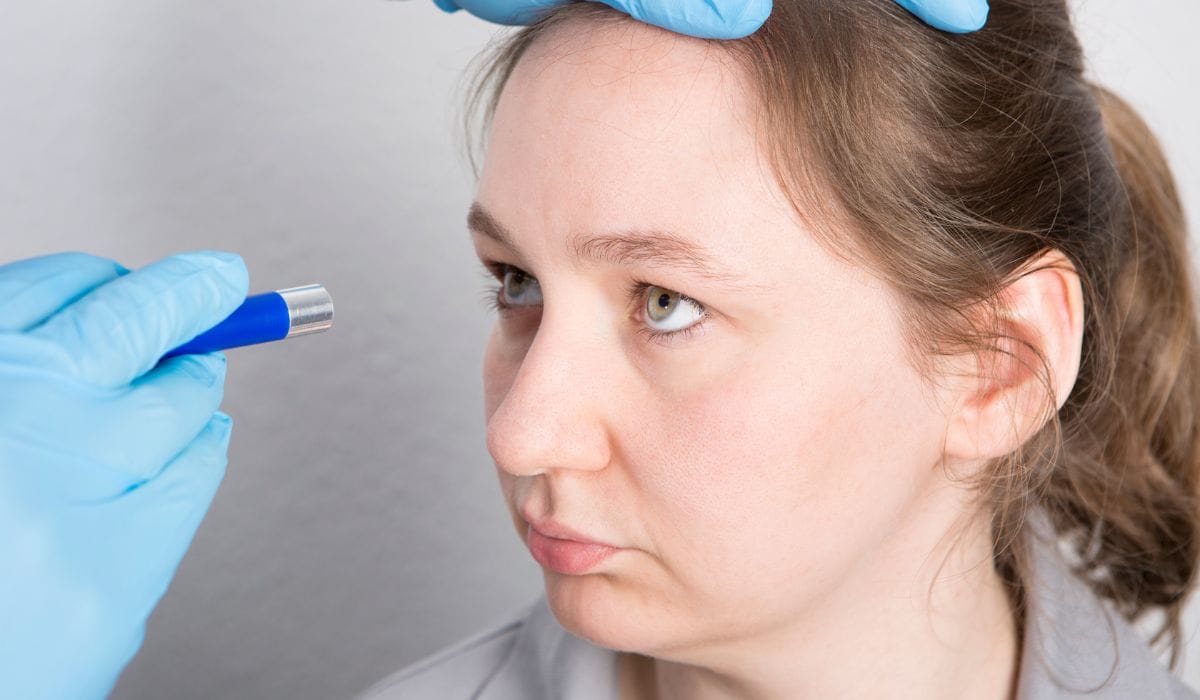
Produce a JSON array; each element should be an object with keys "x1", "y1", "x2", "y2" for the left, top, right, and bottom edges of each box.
[{"x1": 619, "y1": 490, "x2": 1020, "y2": 700}]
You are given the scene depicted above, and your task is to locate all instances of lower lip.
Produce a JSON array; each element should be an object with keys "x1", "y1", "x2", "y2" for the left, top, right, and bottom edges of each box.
[{"x1": 526, "y1": 526, "x2": 620, "y2": 575}]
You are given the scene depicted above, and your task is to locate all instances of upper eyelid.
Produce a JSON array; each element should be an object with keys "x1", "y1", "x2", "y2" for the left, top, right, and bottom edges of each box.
[
  {"x1": 478, "y1": 258, "x2": 517, "y2": 282},
  {"x1": 479, "y1": 258, "x2": 705, "y2": 307}
]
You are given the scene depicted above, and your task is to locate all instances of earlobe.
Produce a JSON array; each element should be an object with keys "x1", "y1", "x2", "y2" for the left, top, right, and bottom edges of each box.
[{"x1": 942, "y1": 249, "x2": 1085, "y2": 464}]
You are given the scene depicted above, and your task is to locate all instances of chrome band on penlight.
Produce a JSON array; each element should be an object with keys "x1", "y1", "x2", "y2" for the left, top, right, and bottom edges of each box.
[{"x1": 279, "y1": 284, "x2": 335, "y2": 337}]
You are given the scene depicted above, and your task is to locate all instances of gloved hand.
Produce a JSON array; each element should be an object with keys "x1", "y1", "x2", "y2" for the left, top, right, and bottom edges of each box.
[
  {"x1": 0, "y1": 251, "x2": 248, "y2": 700},
  {"x1": 432, "y1": 0, "x2": 989, "y2": 39}
]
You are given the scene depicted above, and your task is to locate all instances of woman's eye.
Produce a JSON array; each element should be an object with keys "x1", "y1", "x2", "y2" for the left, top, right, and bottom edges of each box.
[
  {"x1": 483, "y1": 264, "x2": 706, "y2": 343},
  {"x1": 643, "y1": 285, "x2": 704, "y2": 332},
  {"x1": 501, "y1": 268, "x2": 542, "y2": 306}
]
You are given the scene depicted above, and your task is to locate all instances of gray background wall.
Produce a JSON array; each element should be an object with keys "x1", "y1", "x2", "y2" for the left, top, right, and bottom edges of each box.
[{"x1": 0, "y1": 1, "x2": 1196, "y2": 698}]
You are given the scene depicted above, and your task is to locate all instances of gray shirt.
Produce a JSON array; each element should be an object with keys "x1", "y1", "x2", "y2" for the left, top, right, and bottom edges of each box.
[{"x1": 361, "y1": 514, "x2": 1198, "y2": 699}]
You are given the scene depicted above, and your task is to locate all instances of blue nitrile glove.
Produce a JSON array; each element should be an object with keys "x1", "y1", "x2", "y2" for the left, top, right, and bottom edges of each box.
[
  {"x1": 432, "y1": 0, "x2": 989, "y2": 39},
  {"x1": 0, "y1": 251, "x2": 248, "y2": 700},
  {"x1": 893, "y1": 0, "x2": 988, "y2": 32}
]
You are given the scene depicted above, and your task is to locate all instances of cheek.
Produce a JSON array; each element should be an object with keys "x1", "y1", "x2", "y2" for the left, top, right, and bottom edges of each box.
[
  {"x1": 627, "y1": 323, "x2": 943, "y2": 601},
  {"x1": 625, "y1": 360, "x2": 815, "y2": 595}
]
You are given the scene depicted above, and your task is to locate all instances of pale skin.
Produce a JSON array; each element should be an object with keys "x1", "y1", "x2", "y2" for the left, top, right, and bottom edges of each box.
[{"x1": 470, "y1": 16, "x2": 1085, "y2": 700}]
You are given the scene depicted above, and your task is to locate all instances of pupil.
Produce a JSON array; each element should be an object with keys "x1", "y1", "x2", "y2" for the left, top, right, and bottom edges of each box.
[{"x1": 656, "y1": 292, "x2": 671, "y2": 309}]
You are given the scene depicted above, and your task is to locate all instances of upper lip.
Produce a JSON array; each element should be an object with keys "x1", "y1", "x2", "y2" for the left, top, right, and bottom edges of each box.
[{"x1": 523, "y1": 510, "x2": 618, "y2": 548}]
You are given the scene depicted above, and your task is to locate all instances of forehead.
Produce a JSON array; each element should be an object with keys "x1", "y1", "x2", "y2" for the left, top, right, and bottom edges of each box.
[
  {"x1": 477, "y1": 16, "x2": 803, "y2": 275},
  {"x1": 503, "y1": 17, "x2": 747, "y2": 139}
]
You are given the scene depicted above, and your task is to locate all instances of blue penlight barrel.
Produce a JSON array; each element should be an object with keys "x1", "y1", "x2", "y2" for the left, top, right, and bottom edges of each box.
[{"x1": 162, "y1": 284, "x2": 334, "y2": 359}]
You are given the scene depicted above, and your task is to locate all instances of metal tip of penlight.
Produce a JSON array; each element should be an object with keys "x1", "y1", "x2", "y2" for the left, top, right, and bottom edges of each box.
[{"x1": 279, "y1": 284, "x2": 334, "y2": 337}]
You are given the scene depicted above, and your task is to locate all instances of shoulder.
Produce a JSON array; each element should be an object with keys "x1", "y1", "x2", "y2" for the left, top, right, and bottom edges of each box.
[
  {"x1": 1018, "y1": 511, "x2": 1199, "y2": 699},
  {"x1": 356, "y1": 595, "x2": 619, "y2": 700}
]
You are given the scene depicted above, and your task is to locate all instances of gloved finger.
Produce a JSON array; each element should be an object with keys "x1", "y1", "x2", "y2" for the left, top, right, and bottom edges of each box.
[
  {"x1": 432, "y1": 0, "x2": 560, "y2": 25},
  {"x1": 29, "y1": 251, "x2": 249, "y2": 389},
  {"x1": 114, "y1": 353, "x2": 229, "y2": 484},
  {"x1": 0, "y1": 352, "x2": 228, "y2": 500},
  {"x1": 106, "y1": 411, "x2": 232, "y2": 599},
  {"x1": 69, "y1": 353, "x2": 230, "y2": 491},
  {"x1": 892, "y1": 0, "x2": 989, "y2": 33},
  {"x1": 599, "y1": 0, "x2": 771, "y2": 39},
  {"x1": 0, "y1": 253, "x2": 128, "y2": 333},
  {"x1": 434, "y1": 0, "x2": 771, "y2": 37}
]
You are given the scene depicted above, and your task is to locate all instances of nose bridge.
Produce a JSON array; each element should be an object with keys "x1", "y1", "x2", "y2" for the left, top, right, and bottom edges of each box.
[{"x1": 487, "y1": 301, "x2": 613, "y2": 477}]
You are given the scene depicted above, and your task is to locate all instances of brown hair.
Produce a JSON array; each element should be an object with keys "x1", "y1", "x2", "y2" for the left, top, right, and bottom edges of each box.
[{"x1": 468, "y1": 0, "x2": 1200, "y2": 667}]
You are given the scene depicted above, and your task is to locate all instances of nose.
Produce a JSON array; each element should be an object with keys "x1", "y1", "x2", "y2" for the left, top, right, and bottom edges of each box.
[{"x1": 485, "y1": 310, "x2": 614, "y2": 479}]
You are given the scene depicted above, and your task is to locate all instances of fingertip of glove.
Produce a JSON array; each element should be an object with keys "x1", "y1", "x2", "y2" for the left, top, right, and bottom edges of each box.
[
  {"x1": 901, "y1": 0, "x2": 989, "y2": 33},
  {"x1": 941, "y1": 2, "x2": 988, "y2": 33},
  {"x1": 181, "y1": 412, "x2": 233, "y2": 487},
  {"x1": 718, "y1": 0, "x2": 773, "y2": 39},
  {"x1": 211, "y1": 411, "x2": 234, "y2": 443},
  {"x1": 432, "y1": 0, "x2": 462, "y2": 14},
  {"x1": 628, "y1": 0, "x2": 771, "y2": 40},
  {"x1": 170, "y1": 352, "x2": 228, "y2": 388}
]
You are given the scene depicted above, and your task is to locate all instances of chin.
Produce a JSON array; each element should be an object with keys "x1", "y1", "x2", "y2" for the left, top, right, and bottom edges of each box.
[{"x1": 541, "y1": 571, "x2": 681, "y2": 654}]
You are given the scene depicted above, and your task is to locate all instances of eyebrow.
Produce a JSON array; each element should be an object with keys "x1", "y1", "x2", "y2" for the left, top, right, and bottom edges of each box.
[{"x1": 467, "y1": 203, "x2": 757, "y2": 290}]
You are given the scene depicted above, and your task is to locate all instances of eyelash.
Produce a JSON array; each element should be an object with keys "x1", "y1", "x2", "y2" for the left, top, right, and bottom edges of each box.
[{"x1": 478, "y1": 261, "x2": 709, "y2": 346}]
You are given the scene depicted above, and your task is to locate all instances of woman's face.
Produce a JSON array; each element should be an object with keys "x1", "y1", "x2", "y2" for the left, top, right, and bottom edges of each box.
[{"x1": 474, "y1": 19, "x2": 960, "y2": 662}]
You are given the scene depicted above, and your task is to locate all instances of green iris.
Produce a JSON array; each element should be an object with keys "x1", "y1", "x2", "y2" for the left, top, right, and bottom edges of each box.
[{"x1": 647, "y1": 286, "x2": 680, "y2": 322}]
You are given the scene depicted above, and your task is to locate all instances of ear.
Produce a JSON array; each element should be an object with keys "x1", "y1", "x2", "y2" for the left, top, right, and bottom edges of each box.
[{"x1": 941, "y1": 248, "x2": 1085, "y2": 464}]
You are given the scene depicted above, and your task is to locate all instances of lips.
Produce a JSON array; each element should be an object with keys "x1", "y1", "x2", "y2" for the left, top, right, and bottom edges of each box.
[
  {"x1": 525, "y1": 516, "x2": 614, "y2": 547},
  {"x1": 522, "y1": 514, "x2": 622, "y2": 575},
  {"x1": 526, "y1": 525, "x2": 621, "y2": 575}
]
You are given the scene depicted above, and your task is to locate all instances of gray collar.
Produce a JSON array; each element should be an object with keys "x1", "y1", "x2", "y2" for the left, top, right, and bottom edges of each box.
[{"x1": 1017, "y1": 509, "x2": 1191, "y2": 698}]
